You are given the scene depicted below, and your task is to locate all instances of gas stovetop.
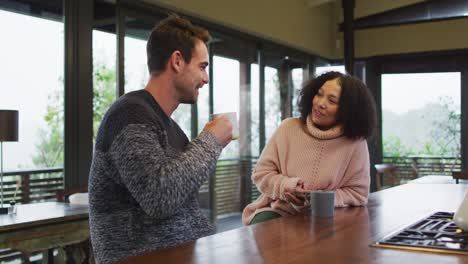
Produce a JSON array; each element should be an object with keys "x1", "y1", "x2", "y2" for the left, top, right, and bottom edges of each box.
[{"x1": 372, "y1": 211, "x2": 468, "y2": 255}]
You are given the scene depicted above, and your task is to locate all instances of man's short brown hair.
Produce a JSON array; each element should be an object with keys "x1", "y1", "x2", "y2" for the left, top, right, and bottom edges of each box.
[{"x1": 146, "y1": 14, "x2": 211, "y2": 75}]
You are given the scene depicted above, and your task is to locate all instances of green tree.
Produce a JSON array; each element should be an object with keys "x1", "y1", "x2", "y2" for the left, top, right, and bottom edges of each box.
[
  {"x1": 382, "y1": 136, "x2": 416, "y2": 157},
  {"x1": 32, "y1": 87, "x2": 64, "y2": 168},
  {"x1": 93, "y1": 64, "x2": 117, "y2": 140},
  {"x1": 429, "y1": 96, "x2": 461, "y2": 157},
  {"x1": 32, "y1": 64, "x2": 116, "y2": 168}
]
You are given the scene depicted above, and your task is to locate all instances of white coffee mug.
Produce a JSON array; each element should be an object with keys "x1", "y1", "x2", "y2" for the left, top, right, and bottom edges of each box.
[{"x1": 210, "y1": 112, "x2": 239, "y2": 140}]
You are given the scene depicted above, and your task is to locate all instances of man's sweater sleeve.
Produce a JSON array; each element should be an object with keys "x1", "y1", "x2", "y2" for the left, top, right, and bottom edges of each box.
[{"x1": 109, "y1": 123, "x2": 222, "y2": 219}]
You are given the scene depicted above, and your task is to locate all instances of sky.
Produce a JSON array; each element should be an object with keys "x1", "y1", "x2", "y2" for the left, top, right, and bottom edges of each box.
[{"x1": 382, "y1": 73, "x2": 461, "y2": 114}]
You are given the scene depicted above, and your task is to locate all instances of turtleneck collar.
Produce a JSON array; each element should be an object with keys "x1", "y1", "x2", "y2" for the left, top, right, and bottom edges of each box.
[{"x1": 306, "y1": 114, "x2": 343, "y2": 140}]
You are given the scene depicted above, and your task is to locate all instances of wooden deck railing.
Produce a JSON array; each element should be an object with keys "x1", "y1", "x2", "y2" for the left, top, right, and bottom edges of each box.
[
  {"x1": 214, "y1": 158, "x2": 258, "y2": 216},
  {"x1": 1, "y1": 168, "x2": 64, "y2": 204},
  {"x1": 2, "y1": 162, "x2": 257, "y2": 219},
  {"x1": 205, "y1": 157, "x2": 437, "y2": 218},
  {"x1": 2, "y1": 156, "x2": 458, "y2": 217},
  {"x1": 382, "y1": 156, "x2": 461, "y2": 185},
  {"x1": 199, "y1": 158, "x2": 258, "y2": 219}
]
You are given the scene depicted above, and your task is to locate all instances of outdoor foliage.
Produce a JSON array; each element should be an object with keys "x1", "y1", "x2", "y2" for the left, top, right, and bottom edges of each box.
[
  {"x1": 31, "y1": 86, "x2": 64, "y2": 168},
  {"x1": 31, "y1": 64, "x2": 116, "y2": 168},
  {"x1": 382, "y1": 136, "x2": 416, "y2": 157},
  {"x1": 383, "y1": 96, "x2": 460, "y2": 158},
  {"x1": 429, "y1": 96, "x2": 461, "y2": 157},
  {"x1": 93, "y1": 64, "x2": 117, "y2": 139}
]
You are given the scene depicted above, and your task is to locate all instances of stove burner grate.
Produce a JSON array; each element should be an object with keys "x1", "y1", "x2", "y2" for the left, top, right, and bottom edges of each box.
[{"x1": 372, "y1": 212, "x2": 468, "y2": 254}]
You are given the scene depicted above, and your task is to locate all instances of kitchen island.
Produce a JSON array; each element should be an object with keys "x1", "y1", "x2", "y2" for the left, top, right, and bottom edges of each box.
[{"x1": 120, "y1": 184, "x2": 468, "y2": 264}]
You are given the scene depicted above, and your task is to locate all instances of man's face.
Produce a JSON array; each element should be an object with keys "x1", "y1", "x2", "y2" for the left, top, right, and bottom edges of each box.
[{"x1": 175, "y1": 39, "x2": 209, "y2": 104}]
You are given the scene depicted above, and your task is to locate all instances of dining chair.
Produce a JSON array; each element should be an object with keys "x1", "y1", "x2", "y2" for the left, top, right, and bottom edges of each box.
[
  {"x1": 56, "y1": 185, "x2": 88, "y2": 203},
  {"x1": 68, "y1": 193, "x2": 89, "y2": 205},
  {"x1": 55, "y1": 185, "x2": 92, "y2": 263},
  {"x1": 374, "y1": 163, "x2": 398, "y2": 191},
  {"x1": 452, "y1": 171, "x2": 468, "y2": 184}
]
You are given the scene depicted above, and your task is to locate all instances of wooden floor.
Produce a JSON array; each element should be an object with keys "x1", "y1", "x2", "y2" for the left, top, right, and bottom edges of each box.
[{"x1": 216, "y1": 213, "x2": 243, "y2": 233}]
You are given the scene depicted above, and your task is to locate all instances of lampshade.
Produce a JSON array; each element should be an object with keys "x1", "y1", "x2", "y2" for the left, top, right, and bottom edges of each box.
[{"x1": 0, "y1": 110, "x2": 18, "y2": 142}]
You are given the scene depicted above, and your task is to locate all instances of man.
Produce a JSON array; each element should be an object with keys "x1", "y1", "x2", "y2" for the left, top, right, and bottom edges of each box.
[{"x1": 88, "y1": 15, "x2": 232, "y2": 263}]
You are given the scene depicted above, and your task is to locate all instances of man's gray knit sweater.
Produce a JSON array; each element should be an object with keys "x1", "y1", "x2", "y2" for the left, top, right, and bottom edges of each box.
[{"x1": 89, "y1": 90, "x2": 222, "y2": 263}]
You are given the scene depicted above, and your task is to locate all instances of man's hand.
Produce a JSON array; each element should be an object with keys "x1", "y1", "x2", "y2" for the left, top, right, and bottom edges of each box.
[{"x1": 203, "y1": 116, "x2": 233, "y2": 147}]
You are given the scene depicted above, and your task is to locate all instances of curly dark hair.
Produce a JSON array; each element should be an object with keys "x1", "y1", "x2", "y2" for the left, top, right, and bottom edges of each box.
[
  {"x1": 298, "y1": 71, "x2": 377, "y2": 139},
  {"x1": 147, "y1": 14, "x2": 211, "y2": 75}
]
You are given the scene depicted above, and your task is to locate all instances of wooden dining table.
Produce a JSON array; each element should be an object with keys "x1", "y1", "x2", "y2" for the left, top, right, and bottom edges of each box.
[
  {"x1": 120, "y1": 183, "x2": 468, "y2": 264},
  {"x1": 0, "y1": 202, "x2": 89, "y2": 263}
]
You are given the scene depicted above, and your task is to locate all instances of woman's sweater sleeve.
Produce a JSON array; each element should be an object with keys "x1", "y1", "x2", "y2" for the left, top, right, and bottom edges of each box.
[
  {"x1": 251, "y1": 125, "x2": 300, "y2": 201},
  {"x1": 334, "y1": 140, "x2": 371, "y2": 207}
]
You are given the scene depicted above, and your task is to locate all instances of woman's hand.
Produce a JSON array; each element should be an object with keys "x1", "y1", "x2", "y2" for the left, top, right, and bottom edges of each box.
[
  {"x1": 284, "y1": 180, "x2": 310, "y2": 206},
  {"x1": 295, "y1": 180, "x2": 308, "y2": 193},
  {"x1": 284, "y1": 191, "x2": 305, "y2": 206}
]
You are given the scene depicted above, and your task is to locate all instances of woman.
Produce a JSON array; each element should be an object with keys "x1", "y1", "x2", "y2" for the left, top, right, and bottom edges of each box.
[{"x1": 242, "y1": 71, "x2": 377, "y2": 225}]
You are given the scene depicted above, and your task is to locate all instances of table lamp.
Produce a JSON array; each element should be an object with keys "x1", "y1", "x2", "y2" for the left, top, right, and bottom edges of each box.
[{"x1": 0, "y1": 110, "x2": 18, "y2": 214}]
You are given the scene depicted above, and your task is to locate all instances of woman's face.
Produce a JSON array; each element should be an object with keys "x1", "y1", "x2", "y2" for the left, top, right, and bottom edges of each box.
[{"x1": 311, "y1": 78, "x2": 341, "y2": 130}]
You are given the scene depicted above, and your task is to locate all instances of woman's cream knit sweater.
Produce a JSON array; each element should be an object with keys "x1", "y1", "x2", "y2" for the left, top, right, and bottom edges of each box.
[{"x1": 242, "y1": 116, "x2": 370, "y2": 225}]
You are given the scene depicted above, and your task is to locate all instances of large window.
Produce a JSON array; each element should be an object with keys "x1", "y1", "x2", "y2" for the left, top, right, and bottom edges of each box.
[
  {"x1": 93, "y1": 29, "x2": 117, "y2": 140},
  {"x1": 264, "y1": 66, "x2": 281, "y2": 142},
  {"x1": 291, "y1": 67, "x2": 307, "y2": 117},
  {"x1": 197, "y1": 67, "x2": 210, "y2": 136},
  {"x1": 382, "y1": 72, "x2": 461, "y2": 158},
  {"x1": 250, "y1": 64, "x2": 260, "y2": 157},
  {"x1": 263, "y1": 55, "x2": 308, "y2": 143},
  {"x1": 124, "y1": 17, "x2": 150, "y2": 94},
  {"x1": 213, "y1": 55, "x2": 240, "y2": 159},
  {"x1": 0, "y1": 8, "x2": 64, "y2": 170}
]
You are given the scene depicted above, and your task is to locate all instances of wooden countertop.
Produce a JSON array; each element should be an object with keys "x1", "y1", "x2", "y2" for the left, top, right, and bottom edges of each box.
[{"x1": 120, "y1": 184, "x2": 468, "y2": 264}]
